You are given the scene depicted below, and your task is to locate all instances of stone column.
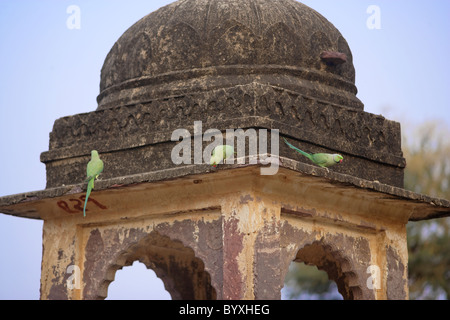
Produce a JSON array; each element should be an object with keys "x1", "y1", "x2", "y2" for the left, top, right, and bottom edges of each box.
[
  {"x1": 40, "y1": 219, "x2": 80, "y2": 300},
  {"x1": 221, "y1": 192, "x2": 282, "y2": 300}
]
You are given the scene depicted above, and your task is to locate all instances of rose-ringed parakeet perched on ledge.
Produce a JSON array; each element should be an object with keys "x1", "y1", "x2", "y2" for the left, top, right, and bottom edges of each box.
[
  {"x1": 210, "y1": 145, "x2": 235, "y2": 167},
  {"x1": 283, "y1": 138, "x2": 343, "y2": 169},
  {"x1": 83, "y1": 150, "x2": 104, "y2": 217}
]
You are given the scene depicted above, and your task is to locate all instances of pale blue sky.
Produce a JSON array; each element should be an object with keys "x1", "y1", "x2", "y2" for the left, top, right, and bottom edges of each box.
[{"x1": 0, "y1": 0, "x2": 449, "y2": 300}]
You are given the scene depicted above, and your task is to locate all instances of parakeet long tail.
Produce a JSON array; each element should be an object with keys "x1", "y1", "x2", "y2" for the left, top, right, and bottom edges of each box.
[
  {"x1": 283, "y1": 138, "x2": 313, "y2": 161},
  {"x1": 83, "y1": 178, "x2": 95, "y2": 217}
]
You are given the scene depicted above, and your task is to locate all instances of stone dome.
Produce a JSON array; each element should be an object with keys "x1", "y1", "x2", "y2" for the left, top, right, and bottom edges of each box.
[{"x1": 97, "y1": 0, "x2": 362, "y2": 110}]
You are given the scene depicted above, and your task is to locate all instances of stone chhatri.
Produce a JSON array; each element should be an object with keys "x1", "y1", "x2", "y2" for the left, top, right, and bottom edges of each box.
[
  {"x1": 1, "y1": 0, "x2": 449, "y2": 301},
  {"x1": 41, "y1": 0, "x2": 405, "y2": 189}
]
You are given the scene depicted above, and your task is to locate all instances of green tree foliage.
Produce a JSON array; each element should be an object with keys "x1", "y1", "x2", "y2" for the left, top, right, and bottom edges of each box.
[
  {"x1": 403, "y1": 121, "x2": 450, "y2": 300},
  {"x1": 282, "y1": 262, "x2": 342, "y2": 300}
]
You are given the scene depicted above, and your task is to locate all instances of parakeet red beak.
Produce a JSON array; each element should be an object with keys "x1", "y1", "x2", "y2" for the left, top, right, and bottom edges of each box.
[{"x1": 339, "y1": 159, "x2": 343, "y2": 163}]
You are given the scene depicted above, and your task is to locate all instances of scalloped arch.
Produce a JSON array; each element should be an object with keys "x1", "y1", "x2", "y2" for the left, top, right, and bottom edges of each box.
[
  {"x1": 281, "y1": 220, "x2": 376, "y2": 300},
  {"x1": 94, "y1": 231, "x2": 216, "y2": 300},
  {"x1": 291, "y1": 241, "x2": 363, "y2": 300},
  {"x1": 82, "y1": 223, "x2": 220, "y2": 300}
]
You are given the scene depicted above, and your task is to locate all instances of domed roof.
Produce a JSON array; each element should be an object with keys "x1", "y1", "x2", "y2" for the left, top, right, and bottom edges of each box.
[{"x1": 97, "y1": 0, "x2": 361, "y2": 109}]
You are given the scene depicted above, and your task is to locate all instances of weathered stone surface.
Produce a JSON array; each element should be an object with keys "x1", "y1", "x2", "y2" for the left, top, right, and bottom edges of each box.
[
  {"x1": 1, "y1": 0, "x2": 449, "y2": 302},
  {"x1": 81, "y1": 223, "x2": 219, "y2": 300},
  {"x1": 27, "y1": 166, "x2": 416, "y2": 300},
  {"x1": 42, "y1": 83, "x2": 405, "y2": 189},
  {"x1": 98, "y1": 0, "x2": 359, "y2": 110},
  {"x1": 222, "y1": 207, "x2": 245, "y2": 299},
  {"x1": 1, "y1": 162, "x2": 449, "y2": 221},
  {"x1": 280, "y1": 222, "x2": 376, "y2": 300},
  {"x1": 36, "y1": 0, "x2": 407, "y2": 190},
  {"x1": 386, "y1": 246, "x2": 408, "y2": 300}
]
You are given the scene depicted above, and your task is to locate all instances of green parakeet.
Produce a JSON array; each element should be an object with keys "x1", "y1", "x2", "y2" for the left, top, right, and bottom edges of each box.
[
  {"x1": 283, "y1": 138, "x2": 343, "y2": 168},
  {"x1": 210, "y1": 145, "x2": 235, "y2": 167},
  {"x1": 83, "y1": 150, "x2": 104, "y2": 217}
]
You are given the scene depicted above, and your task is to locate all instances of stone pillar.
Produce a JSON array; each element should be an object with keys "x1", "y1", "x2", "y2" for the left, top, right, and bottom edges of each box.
[
  {"x1": 221, "y1": 193, "x2": 282, "y2": 300},
  {"x1": 40, "y1": 219, "x2": 82, "y2": 300}
]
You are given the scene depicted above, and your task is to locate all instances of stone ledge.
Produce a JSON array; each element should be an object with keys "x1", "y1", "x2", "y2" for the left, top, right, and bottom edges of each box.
[{"x1": 1, "y1": 159, "x2": 448, "y2": 221}]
